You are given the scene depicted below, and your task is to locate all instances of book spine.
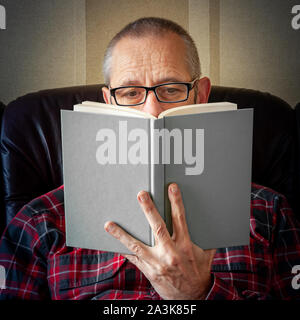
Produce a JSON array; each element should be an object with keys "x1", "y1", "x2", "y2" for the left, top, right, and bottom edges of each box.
[{"x1": 150, "y1": 118, "x2": 165, "y2": 246}]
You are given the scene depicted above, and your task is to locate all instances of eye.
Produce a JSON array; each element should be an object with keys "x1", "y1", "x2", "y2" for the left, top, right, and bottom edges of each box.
[
  {"x1": 165, "y1": 87, "x2": 179, "y2": 94},
  {"x1": 158, "y1": 85, "x2": 184, "y2": 96},
  {"x1": 159, "y1": 87, "x2": 178, "y2": 96},
  {"x1": 122, "y1": 89, "x2": 137, "y2": 97},
  {"x1": 127, "y1": 90, "x2": 138, "y2": 97},
  {"x1": 118, "y1": 88, "x2": 141, "y2": 98}
]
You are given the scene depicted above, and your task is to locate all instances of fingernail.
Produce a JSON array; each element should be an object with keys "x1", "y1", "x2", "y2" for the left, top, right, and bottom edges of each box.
[
  {"x1": 138, "y1": 192, "x2": 148, "y2": 202},
  {"x1": 105, "y1": 222, "x2": 114, "y2": 233},
  {"x1": 170, "y1": 184, "x2": 178, "y2": 193}
]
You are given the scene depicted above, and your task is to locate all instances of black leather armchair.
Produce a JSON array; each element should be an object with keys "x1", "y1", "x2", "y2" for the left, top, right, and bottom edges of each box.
[
  {"x1": 0, "y1": 101, "x2": 6, "y2": 231},
  {"x1": 0, "y1": 85, "x2": 298, "y2": 234}
]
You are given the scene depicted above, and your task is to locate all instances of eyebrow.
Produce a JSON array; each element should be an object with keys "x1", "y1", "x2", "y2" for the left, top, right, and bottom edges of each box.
[{"x1": 117, "y1": 77, "x2": 185, "y2": 87}]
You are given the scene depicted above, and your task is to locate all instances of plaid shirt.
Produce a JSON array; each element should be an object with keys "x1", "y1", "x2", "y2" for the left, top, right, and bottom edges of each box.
[{"x1": 0, "y1": 183, "x2": 300, "y2": 300}]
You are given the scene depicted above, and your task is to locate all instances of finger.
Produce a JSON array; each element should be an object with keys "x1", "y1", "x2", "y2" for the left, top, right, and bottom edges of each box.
[
  {"x1": 168, "y1": 183, "x2": 190, "y2": 242},
  {"x1": 104, "y1": 221, "x2": 148, "y2": 257},
  {"x1": 137, "y1": 191, "x2": 171, "y2": 245}
]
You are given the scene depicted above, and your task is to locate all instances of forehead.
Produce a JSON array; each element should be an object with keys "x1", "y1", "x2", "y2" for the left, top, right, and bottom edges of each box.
[{"x1": 110, "y1": 32, "x2": 191, "y2": 86}]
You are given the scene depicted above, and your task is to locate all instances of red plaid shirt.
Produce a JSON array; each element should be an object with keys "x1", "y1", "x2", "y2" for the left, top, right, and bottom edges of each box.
[{"x1": 0, "y1": 183, "x2": 300, "y2": 300}]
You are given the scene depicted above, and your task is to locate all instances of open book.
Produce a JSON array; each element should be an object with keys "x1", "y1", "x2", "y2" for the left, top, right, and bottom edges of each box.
[{"x1": 61, "y1": 101, "x2": 253, "y2": 253}]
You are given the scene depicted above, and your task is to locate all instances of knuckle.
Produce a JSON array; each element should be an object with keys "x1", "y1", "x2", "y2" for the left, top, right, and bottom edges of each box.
[
  {"x1": 156, "y1": 264, "x2": 168, "y2": 276},
  {"x1": 177, "y1": 211, "x2": 186, "y2": 222},
  {"x1": 167, "y1": 254, "x2": 179, "y2": 267},
  {"x1": 181, "y1": 241, "x2": 194, "y2": 256},
  {"x1": 172, "y1": 192, "x2": 182, "y2": 204},
  {"x1": 144, "y1": 202, "x2": 154, "y2": 214},
  {"x1": 156, "y1": 255, "x2": 179, "y2": 276},
  {"x1": 112, "y1": 229, "x2": 121, "y2": 240},
  {"x1": 154, "y1": 222, "x2": 166, "y2": 238},
  {"x1": 151, "y1": 273, "x2": 160, "y2": 283},
  {"x1": 129, "y1": 241, "x2": 142, "y2": 255}
]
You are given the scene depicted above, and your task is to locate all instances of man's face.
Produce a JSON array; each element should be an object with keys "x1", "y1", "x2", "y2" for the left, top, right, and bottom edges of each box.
[{"x1": 102, "y1": 32, "x2": 211, "y2": 117}]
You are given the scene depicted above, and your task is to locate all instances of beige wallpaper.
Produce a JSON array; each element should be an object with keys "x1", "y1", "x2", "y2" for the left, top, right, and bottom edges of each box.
[
  {"x1": 86, "y1": 0, "x2": 189, "y2": 85},
  {"x1": 0, "y1": 0, "x2": 86, "y2": 105},
  {"x1": 219, "y1": 0, "x2": 300, "y2": 106},
  {"x1": 189, "y1": 0, "x2": 300, "y2": 106},
  {"x1": 1, "y1": 0, "x2": 299, "y2": 106},
  {"x1": 188, "y1": 0, "x2": 210, "y2": 80}
]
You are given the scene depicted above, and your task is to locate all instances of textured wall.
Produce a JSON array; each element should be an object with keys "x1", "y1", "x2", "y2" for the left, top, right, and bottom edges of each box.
[
  {"x1": 1, "y1": 0, "x2": 299, "y2": 106},
  {"x1": 0, "y1": 0, "x2": 86, "y2": 104},
  {"x1": 219, "y1": 0, "x2": 300, "y2": 106},
  {"x1": 189, "y1": 0, "x2": 210, "y2": 80},
  {"x1": 189, "y1": 0, "x2": 300, "y2": 106},
  {"x1": 86, "y1": 0, "x2": 189, "y2": 85}
]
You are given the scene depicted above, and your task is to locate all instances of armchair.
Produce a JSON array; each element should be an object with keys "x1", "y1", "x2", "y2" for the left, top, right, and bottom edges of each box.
[{"x1": 0, "y1": 85, "x2": 298, "y2": 234}]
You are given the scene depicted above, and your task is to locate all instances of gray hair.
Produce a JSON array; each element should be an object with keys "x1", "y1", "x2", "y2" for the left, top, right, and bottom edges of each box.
[{"x1": 103, "y1": 17, "x2": 201, "y2": 86}]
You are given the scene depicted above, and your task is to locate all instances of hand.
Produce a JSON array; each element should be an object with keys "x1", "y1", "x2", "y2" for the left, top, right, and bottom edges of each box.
[{"x1": 104, "y1": 183, "x2": 216, "y2": 300}]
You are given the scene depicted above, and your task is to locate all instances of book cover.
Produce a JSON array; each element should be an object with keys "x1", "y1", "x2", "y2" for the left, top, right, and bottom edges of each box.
[{"x1": 61, "y1": 103, "x2": 253, "y2": 254}]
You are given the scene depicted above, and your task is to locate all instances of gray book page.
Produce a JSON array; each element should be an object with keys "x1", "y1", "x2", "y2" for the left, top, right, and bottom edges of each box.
[
  {"x1": 164, "y1": 109, "x2": 253, "y2": 249},
  {"x1": 61, "y1": 111, "x2": 152, "y2": 254}
]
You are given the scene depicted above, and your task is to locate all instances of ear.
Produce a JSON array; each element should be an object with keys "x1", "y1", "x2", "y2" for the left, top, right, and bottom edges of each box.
[
  {"x1": 195, "y1": 77, "x2": 211, "y2": 103},
  {"x1": 102, "y1": 86, "x2": 111, "y2": 104}
]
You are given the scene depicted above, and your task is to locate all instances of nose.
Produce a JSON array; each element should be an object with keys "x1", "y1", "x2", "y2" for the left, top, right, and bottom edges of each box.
[{"x1": 142, "y1": 91, "x2": 164, "y2": 118}]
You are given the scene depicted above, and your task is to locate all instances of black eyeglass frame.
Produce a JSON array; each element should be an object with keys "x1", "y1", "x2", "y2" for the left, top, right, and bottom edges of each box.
[{"x1": 108, "y1": 79, "x2": 198, "y2": 106}]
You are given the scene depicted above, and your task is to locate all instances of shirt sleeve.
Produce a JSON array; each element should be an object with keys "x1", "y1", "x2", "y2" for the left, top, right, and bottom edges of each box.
[
  {"x1": 205, "y1": 193, "x2": 300, "y2": 300},
  {"x1": 205, "y1": 274, "x2": 270, "y2": 300},
  {"x1": 271, "y1": 194, "x2": 300, "y2": 299},
  {"x1": 0, "y1": 205, "x2": 49, "y2": 300}
]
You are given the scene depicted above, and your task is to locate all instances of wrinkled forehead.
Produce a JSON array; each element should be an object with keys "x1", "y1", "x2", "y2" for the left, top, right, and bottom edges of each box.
[{"x1": 110, "y1": 33, "x2": 191, "y2": 86}]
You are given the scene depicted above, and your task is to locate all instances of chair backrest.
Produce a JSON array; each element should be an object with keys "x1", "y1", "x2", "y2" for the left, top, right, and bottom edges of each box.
[
  {"x1": 209, "y1": 86, "x2": 297, "y2": 213},
  {"x1": 0, "y1": 101, "x2": 6, "y2": 232},
  {"x1": 0, "y1": 85, "x2": 298, "y2": 232},
  {"x1": 0, "y1": 85, "x2": 104, "y2": 231},
  {"x1": 295, "y1": 102, "x2": 300, "y2": 214}
]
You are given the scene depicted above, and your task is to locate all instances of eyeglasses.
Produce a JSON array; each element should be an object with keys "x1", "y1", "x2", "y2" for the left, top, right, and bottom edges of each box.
[{"x1": 109, "y1": 79, "x2": 198, "y2": 107}]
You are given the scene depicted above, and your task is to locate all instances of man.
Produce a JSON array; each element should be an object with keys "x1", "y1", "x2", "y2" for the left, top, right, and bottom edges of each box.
[{"x1": 0, "y1": 17, "x2": 300, "y2": 300}]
